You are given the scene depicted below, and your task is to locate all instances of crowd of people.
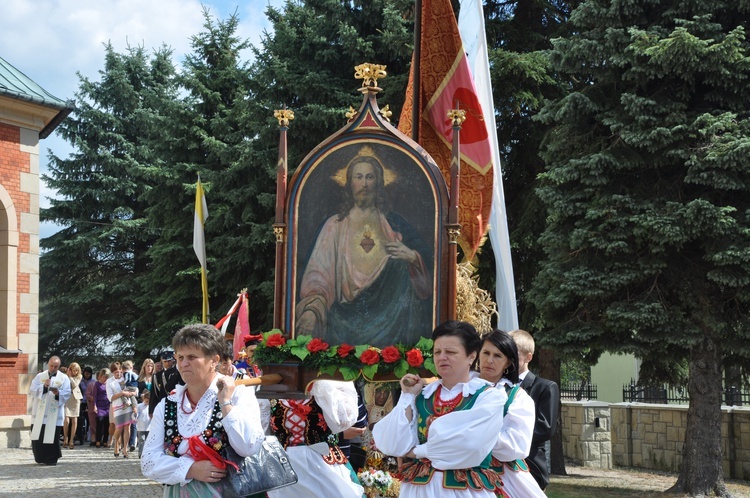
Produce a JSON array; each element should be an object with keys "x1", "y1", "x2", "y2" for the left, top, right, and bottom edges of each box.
[
  {"x1": 29, "y1": 354, "x2": 169, "y2": 464},
  {"x1": 30, "y1": 320, "x2": 559, "y2": 497}
]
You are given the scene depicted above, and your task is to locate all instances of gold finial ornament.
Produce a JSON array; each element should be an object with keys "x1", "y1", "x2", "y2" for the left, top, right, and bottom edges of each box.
[
  {"x1": 274, "y1": 109, "x2": 295, "y2": 127},
  {"x1": 447, "y1": 109, "x2": 467, "y2": 127},
  {"x1": 447, "y1": 227, "x2": 461, "y2": 243},
  {"x1": 273, "y1": 226, "x2": 285, "y2": 243},
  {"x1": 379, "y1": 104, "x2": 392, "y2": 122},
  {"x1": 346, "y1": 106, "x2": 358, "y2": 121},
  {"x1": 354, "y1": 63, "x2": 387, "y2": 87}
]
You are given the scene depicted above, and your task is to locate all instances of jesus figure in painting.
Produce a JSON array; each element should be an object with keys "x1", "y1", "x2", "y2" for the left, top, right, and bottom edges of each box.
[{"x1": 296, "y1": 145, "x2": 432, "y2": 347}]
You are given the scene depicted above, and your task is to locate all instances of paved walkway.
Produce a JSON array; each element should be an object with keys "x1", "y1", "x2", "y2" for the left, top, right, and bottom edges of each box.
[
  {"x1": 3, "y1": 443, "x2": 750, "y2": 497},
  {"x1": 0, "y1": 445, "x2": 163, "y2": 498}
]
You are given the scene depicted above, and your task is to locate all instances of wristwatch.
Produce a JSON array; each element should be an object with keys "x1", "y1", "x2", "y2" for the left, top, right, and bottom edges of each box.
[{"x1": 220, "y1": 401, "x2": 232, "y2": 408}]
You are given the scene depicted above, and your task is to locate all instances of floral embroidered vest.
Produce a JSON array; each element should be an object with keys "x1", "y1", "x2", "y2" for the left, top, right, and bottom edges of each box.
[
  {"x1": 163, "y1": 398, "x2": 230, "y2": 457},
  {"x1": 401, "y1": 384, "x2": 506, "y2": 494}
]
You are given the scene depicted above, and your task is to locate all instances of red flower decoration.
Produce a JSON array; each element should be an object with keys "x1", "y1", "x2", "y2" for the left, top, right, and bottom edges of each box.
[
  {"x1": 266, "y1": 333, "x2": 286, "y2": 347},
  {"x1": 406, "y1": 348, "x2": 424, "y2": 367},
  {"x1": 337, "y1": 344, "x2": 355, "y2": 358},
  {"x1": 307, "y1": 338, "x2": 330, "y2": 353},
  {"x1": 382, "y1": 346, "x2": 401, "y2": 364},
  {"x1": 359, "y1": 349, "x2": 380, "y2": 365}
]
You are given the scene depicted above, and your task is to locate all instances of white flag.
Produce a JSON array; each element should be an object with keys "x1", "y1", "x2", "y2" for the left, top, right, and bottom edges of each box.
[
  {"x1": 194, "y1": 176, "x2": 209, "y2": 323},
  {"x1": 459, "y1": 0, "x2": 519, "y2": 331}
]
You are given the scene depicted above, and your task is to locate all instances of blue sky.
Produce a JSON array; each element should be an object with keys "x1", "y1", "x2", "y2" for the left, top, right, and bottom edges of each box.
[{"x1": 0, "y1": 0, "x2": 284, "y2": 237}]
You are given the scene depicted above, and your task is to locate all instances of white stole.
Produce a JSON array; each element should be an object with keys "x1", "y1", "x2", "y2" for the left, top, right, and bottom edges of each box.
[{"x1": 31, "y1": 375, "x2": 63, "y2": 444}]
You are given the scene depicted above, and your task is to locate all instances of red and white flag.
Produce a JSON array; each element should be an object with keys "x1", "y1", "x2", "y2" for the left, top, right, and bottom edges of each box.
[
  {"x1": 459, "y1": 0, "x2": 518, "y2": 330},
  {"x1": 398, "y1": 0, "x2": 493, "y2": 260}
]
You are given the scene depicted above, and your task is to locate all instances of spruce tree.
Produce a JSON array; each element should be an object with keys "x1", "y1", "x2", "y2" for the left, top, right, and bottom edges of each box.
[
  {"x1": 250, "y1": 0, "x2": 414, "y2": 168},
  {"x1": 40, "y1": 44, "x2": 177, "y2": 364},
  {"x1": 531, "y1": 1, "x2": 750, "y2": 494},
  {"x1": 477, "y1": 0, "x2": 579, "y2": 476},
  {"x1": 135, "y1": 9, "x2": 262, "y2": 347}
]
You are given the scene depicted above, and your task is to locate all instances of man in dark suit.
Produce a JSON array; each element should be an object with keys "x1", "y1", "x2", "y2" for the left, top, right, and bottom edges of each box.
[
  {"x1": 511, "y1": 329, "x2": 560, "y2": 491},
  {"x1": 149, "y1": 350, "x2": 184, "y2": 416}
]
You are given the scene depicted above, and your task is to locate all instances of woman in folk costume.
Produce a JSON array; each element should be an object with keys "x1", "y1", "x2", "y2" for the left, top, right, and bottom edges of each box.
[
  {"x1": 29, "y1": 356, "x2": 72, "y2": 465},
  {"x1": 267, "y1": 379, "x2": 365, "y2": 498},
  {"x1": 477, "y1": 330, "x2": 546, "y2": 497},
  {"x1": 372, "y1": 321, "x2": 507, "y2": 498},
  {"x1": 63, "y1": 362, "x2": 83, "y2": 449},
  {"x1": 141, "y1": 323, "x2": 265, "y2": 498}
]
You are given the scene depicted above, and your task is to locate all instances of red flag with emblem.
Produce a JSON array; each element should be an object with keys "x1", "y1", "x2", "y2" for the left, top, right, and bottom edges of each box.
[{"x1": 399, "y1": 0, "x2": 493, "y2": 260}]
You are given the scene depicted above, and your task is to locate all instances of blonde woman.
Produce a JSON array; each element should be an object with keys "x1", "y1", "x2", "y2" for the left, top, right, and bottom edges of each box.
[
  {"x1": 63, "y1": 362, "x2": 83, "y2": 449},
  {"x1": 137, "y1": 358, "x2": 155, "y2": 401}
]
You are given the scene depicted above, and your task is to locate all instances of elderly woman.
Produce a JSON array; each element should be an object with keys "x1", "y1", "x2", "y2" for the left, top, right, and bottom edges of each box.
[
  {"x1": 478, "y1": 330, "x2": 546, "y2": 497},
  {"x1": 63, "y1": 362, "x2": 83, "y2": 449},
  {"x1": 373, "y1": 321, "x2": 507, "y2": 497},
  {"x1": 141, "y1": 323, "x2": 265, "y2": 498},
  {"x1": 93, "y1": 368, "x2": 111, "y2": 448}
]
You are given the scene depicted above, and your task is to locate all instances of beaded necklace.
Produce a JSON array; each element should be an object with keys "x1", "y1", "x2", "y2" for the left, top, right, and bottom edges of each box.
[
  {"x1": 432, "y1": 385, "x2": 464, "y2": 415},
  {"x1": 180, "y1": 390, "x2": 198, "y2": 415},
  {"x1": 419, "y1": 385, "x2": 472, "y2": 442}
]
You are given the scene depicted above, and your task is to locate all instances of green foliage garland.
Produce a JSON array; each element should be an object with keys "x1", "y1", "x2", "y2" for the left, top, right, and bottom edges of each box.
[{"x1": 253, "y1": 330, "x2": 437, "y2": 381}]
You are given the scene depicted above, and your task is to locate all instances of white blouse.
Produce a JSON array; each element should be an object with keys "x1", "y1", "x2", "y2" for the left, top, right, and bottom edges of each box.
[
  {"x1": 372, "y1": 377, "x2": 507, "y2": 498},
  {"x1": 489, "y1": 378, "x2": 547, "y2": 498},
  {"x1": 140, "y1": 375, "x2": 265, "y2": 486},
  {"x1": 491, "y1": 378, "x2": 536, "y2": 461},
  {"x1": 106, "y1": 376, "x2": 134, "y2": 411}
]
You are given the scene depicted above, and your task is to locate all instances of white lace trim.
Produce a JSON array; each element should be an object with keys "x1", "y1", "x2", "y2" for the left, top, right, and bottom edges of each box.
[{"x1": 422, "y1": 377, "x2": 491, "y2": 400}]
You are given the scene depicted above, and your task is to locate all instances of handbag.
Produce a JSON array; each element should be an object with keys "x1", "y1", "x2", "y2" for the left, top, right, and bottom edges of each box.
[{"x1": 221, "y1": 435, "x2": 298, "y2": 497}]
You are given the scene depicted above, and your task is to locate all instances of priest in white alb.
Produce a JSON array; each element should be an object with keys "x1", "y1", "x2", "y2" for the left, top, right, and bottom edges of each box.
[{"x1": 29, "y1": 356, "x2": 71, "y2": 465}]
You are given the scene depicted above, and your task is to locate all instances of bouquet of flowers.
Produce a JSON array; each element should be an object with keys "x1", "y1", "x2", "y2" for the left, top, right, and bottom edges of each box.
[{"x1": 357, "y1": 468, "x2": 398, "y2": 497}]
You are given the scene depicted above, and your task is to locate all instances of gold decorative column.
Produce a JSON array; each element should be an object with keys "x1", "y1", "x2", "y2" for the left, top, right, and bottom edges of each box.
[
  {"x1": 273, "y1": 108, "x2": 294, "y2": 329},
  {"x1": 446, "y1": 109, "x2": 465, "y2": 320}
]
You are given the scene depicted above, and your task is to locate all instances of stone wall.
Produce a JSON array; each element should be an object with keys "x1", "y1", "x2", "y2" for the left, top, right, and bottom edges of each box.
[
  {"x1": 561, "y1": 401, "x2": 750, "y2": 480},
  {"x1": 560, "y1": 401, "x2": 612, "y2": 468}
]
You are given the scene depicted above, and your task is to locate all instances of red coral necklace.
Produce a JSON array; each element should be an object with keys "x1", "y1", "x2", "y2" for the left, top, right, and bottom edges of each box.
[
  {"x1": 181, "y1": 390, "x2": 198, "y2": 415},
  {"x1": 433, "y1": 385, "x2": 463, "y2": 415}
]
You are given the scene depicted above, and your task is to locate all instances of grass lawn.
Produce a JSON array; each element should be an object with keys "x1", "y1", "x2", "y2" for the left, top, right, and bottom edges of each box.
[
  {"x1": 546, "y1": 483, "x2": 659, "y2": 497},
  {"x1": 545, "y1": 466, "x2": 750, "y2": 498}
]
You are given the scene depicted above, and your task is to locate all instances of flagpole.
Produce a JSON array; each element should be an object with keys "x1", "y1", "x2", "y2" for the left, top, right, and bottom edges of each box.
[
  {"x1": 411, "y1": 0, "x2": 422, "y2": 141},
  {"x1": 200, "y1": 261, "x2": 208, "y2": 323}
]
